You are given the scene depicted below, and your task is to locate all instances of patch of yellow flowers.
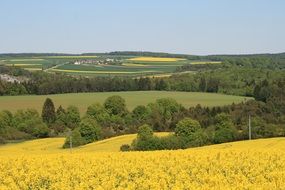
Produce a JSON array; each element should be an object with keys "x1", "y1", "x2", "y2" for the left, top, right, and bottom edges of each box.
[
  {"x1": 128, "y1": 57, "x2": 185, "y2": 62},
  {"x1": 1, "y1": 138, "x2": 285, "y2": 189}
]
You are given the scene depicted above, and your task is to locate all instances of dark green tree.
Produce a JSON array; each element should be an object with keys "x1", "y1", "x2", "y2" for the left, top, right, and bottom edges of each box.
[
  {"x1": 132, "y1": 105, "x2": 150, "y2": 123},
  {"x1": 137, "y1": 124, "x2": 153, "y2": 141},
  {"x1": 104, "y1": 95, "x2": 127, "y2": 116},
  {"x1": 65, "y1": 106, "x2": 81, "y2": 129},
  {"x1": 79, "y1": 118, "x2": 101, "y2": 143},
  {"x1": 175, "y1": 117, "x2": 201, "y2": 138},
  {"x1": 86, "y1": 103, "x2": 109, "y2": 123},
  {"x1": 42, "y1": 98, "x2": 56, "y2": 124},
  {"x1": 213, "y1": 113, "x2": 237, "y2": 143}
]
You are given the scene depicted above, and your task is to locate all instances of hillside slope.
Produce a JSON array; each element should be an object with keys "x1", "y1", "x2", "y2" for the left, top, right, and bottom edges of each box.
[
  {"x1": 0, "y1": 132, "x2": 170, "y2": 155},
  {"x1": 1, "y1": 136, "x2": 285, "y2": 189},
  {"x1": 0, "y1": 133, "x2": 284, "y2": 155}
]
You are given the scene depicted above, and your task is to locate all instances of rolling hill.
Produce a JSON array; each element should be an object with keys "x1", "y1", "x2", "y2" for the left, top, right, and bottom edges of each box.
[
  {"x1": 0, "y1": 91, "x2": 251, "y2": 114},
  {"x1": 0, "y1": 133, "x2": 284, "y2": 155}
]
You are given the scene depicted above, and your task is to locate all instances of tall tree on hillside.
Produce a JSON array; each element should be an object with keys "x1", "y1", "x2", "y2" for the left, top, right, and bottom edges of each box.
[
  {"x1": 104, "y1": 95, "x2": 127, "y2": 116},
  {"x1": 42, "y1": 98, "x2": 56, "y2": 124}
]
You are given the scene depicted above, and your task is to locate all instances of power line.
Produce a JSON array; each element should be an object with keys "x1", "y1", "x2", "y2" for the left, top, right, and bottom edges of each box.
[{"x1": 248, "y1": 115, "x2": 252, "y2": 140}]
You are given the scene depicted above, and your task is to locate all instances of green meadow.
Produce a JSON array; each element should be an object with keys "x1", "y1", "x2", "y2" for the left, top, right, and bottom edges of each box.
[{"x1": 0, "y1": 91, "x2": 251, "y2": 114}]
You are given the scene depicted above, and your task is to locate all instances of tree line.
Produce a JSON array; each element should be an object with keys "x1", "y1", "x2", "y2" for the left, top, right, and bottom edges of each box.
[
  {"x1": 1, "y1": 65, "x2": 284, "y2": 99},
  {"x1": 1, "y1": 83, "x2": 284, "y2": 149}
]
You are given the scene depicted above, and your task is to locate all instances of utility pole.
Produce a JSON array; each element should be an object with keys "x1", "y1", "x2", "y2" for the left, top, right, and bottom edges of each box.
[
  {"x1": 68, "y1": 129, "x2": 73, "y2": 153},
  {"x1": 248, "y1": 115, "x2": 252, "y2": 140}
]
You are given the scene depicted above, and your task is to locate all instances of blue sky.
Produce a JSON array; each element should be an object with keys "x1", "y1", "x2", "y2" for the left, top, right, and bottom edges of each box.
[{"x1": 0, "y1": 0, "x2": 284, "y2": 55}]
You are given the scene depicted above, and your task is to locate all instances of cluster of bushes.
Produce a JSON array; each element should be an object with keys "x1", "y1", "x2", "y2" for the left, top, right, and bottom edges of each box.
[
  {"x1": 122, "y1": 114, "x2": 239, "y2": 151},
  {"x1": 0, "y1": 109, "x2": 48, "y2": 142}
]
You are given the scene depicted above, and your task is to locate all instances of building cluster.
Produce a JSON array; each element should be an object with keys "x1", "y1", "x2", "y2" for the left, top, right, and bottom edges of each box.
[
  {"x1": 74, "y1": 58, "x2": 120, "y2": 65},
  {"x1": 0, "y1": 74, "x2": 21, "y2": 83},
  {"x1": 0, "y1": 74, "x2": 29, "y2": 83}
]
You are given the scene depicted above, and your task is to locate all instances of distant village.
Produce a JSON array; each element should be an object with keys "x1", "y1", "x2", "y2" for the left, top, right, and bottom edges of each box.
[
  {"x1": 0, "y1": 74, "x2": 28, "y2": 83},
  {"x1": 73, "y1": 58, "x2": 122, "y2": 66}
]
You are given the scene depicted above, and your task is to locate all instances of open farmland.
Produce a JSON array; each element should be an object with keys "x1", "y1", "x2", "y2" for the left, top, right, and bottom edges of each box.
[
  {"x1": 128, "y1": 56, "x2": 186, "y2": 62},
  {"x1": 0, "y1": 55, "x2": 224, "y2": 76},
  {"x1": 0, "y1": 137, "x2": 284, "y2": 189},
  {"x1": 0, "y1": 91, "x2": 251, "y2": 114},
  {"x1": 0, "y1": 55, "x2": 195, "y2": 76},
  {"x1": 50, "y1": 56, "x2": 189, "y2": 76}
]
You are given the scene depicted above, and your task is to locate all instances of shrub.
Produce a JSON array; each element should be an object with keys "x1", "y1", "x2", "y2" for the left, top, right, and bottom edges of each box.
[
  {"x1": 213, "y1": 113, "x2": 237, "y2": 143},
  {"x1": 137, "y1": 124, "x2": 153, "y2": 141},
  {"x1": 63, "y1": 128, "x2": 86, "y2": 149},
  {"x1": 14, "y1": 109, "x2": 50, "y2": 138},
  {"x1": 159, "y1": 135, "x2": 187, "y2": 150},
  {"x1": 175, "y1": 118, "x2": 201, "y2": 138},
  {"x1": 132, "y1": 136, "x2": 162, "y2": 151},
  {"x1": 120, "y1": 144, "x2": 131, "y2": 152},
  {"x1": 0, "y1": 136, "x2": 5, "y2": 144}
]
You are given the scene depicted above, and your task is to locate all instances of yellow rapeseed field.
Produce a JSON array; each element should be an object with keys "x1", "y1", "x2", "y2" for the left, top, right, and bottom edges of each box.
[
  {"x1": 128, "y1": 57, "x2": 185, "y2": 62},
  {"x1": 0, "y1": 137, "x2": 285, "y2": 189}
]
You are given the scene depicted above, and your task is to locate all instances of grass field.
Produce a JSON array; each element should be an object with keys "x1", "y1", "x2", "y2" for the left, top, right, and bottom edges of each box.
[
  {"x1": 0, "y1": 137, "x2": 284, "y2": 189},
  {"x1": 0, "y1": 91, "x2": 251, "y2": 113}
]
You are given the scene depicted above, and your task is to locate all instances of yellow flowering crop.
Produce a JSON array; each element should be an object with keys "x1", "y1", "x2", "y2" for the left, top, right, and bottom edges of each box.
[
  {"x1": 128, "y1": 57, "x2": 185, "y2": 62},
  {"x1": 0, "y1": 137, "x2": 285, "y2": 190}
]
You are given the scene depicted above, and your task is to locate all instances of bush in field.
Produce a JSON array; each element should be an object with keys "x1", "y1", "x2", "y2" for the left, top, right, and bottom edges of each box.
[
  {"x1": 175, "y1": 118, "x2": 201, "y2": 138},
  {"x1": 79, "y1": 118, "x2": 101, "y2": 143},
  {"x1": 159, "y1": 135, "x2": 187, "y2": 149},
  {"x1": 213, "y1": 113, "x2": 237, "y2": 143},
  {"x1": 120, "y1": 144, "x2": 131, "y2": 152},
  {"x1": 63, "y1": 128, "x2": 86, "y2": 149},
  {"x1": 174, "y1": 117, "x2": 207, "y2": 146},
  {"x1": 137, "y1": 124, "x2": 153, "y2": 141},
  {"x1": 0, "y1": 136, "x2": 5, "y2": 144},
  {"x1": 14, "y1": 109, "x2": 50, "y2": 138},
  {"x1": 129, "y1": 118, "x2": 208, "y2": 151},
  {"x1": 131, "y1": 124, "x2": 159, "y2": 151}
]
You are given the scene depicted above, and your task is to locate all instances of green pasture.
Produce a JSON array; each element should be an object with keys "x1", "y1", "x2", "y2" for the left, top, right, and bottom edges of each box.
[{"x1": 0, "y1": 91, "x2": 251, "y2": 114}]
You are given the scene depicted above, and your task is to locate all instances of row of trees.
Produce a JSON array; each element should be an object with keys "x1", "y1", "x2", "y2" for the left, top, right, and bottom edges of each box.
[
  {"x1": 1, "y1": 65, "x2": 284, "y2": 98},
  {"x1": 1, "y1": 88, "x2": 284, "y2": 150}
]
